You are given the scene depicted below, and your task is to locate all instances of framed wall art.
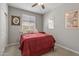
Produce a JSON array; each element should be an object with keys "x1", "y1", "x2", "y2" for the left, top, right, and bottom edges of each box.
[
  {"x1": 65, "y1": 10, "x2": 79, "y2": 29},
  {"x1": 11, "y1": 16, "x2": 20, "y2": 25}
]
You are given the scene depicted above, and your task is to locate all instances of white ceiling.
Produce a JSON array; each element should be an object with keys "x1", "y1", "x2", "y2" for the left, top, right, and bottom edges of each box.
[{"x1": 8, "y1": 3, "x2": 63, "y2": 14}]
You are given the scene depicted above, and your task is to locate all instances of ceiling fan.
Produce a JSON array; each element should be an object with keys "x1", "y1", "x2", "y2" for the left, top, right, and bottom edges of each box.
[{"x1": 32, "y1": 3, "x2": 45, "y2": 9}]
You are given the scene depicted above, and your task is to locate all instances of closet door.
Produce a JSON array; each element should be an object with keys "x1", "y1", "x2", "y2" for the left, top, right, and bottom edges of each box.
[{"x1": 0, "y1": 3, "x2": 8, "y2": 55}]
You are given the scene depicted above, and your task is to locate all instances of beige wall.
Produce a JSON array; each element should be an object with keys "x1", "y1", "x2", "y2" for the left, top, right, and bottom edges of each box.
[{"x1": 8, "y1": 6, "x2": 43, "y2": 44}]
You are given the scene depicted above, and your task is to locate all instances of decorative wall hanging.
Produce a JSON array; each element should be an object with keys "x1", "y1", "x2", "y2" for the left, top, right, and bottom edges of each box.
[
  {"x1": 11, "y1": 16, "x2": 20, "y2": 25},
  {"x1": 65, "y1": 10, "x2": 79, "y2": 29}
]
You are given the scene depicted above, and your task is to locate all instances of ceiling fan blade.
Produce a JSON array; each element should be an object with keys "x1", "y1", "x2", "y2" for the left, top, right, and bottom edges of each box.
[
  {"x1": 32, "y1": 3, "x2": 38, "y2": 7},
  {"x1": 41, "y1": 4, "x2": 45, "y2": 9}
]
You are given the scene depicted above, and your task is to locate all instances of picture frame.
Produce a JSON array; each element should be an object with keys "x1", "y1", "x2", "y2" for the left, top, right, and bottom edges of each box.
[
  {"x1": 11, "y1": 16, "x2": 20, "y2": 25},
  {"x1": 65, "y1": 10, "x2": 79, "y2": 29}
]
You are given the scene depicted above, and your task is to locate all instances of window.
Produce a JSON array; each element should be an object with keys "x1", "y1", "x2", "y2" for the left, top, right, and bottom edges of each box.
[
  {"x1": 21, "y1": 14, "x2": 37, "y2": 33},
  {"x1": 48, "y1": 18, "x2": 54, "y2": 29}
]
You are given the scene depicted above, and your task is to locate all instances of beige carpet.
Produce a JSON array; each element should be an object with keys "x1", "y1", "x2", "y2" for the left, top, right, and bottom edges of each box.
[{"x1": 3, "y1": 45, "x2": 79, "y2": 56}]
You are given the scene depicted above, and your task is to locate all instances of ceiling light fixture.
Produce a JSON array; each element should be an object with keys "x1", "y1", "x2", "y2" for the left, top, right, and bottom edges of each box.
[{"x1": 32, "y1": 3, "x2": 45, "y2": 9}]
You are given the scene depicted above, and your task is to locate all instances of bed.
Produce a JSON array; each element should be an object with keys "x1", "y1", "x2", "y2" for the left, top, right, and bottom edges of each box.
[{"x1": 19, "y1": 32, "x2": 55, "y2": 56}]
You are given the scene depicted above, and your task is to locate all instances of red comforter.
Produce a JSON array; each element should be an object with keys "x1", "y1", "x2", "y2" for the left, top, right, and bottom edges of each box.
[{"x1": 19, "y1": 32, "x2": 55, "y2": 56}]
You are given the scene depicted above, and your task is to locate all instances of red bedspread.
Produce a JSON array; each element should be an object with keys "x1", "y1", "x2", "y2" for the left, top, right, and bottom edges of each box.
[{"x1": 19, "y1": 32, "x2": 55, "y2": 56}]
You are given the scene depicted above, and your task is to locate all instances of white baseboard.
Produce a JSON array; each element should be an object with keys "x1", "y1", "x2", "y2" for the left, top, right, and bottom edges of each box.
[{"x1": 56, "y1": 43, "x2": 79, "y2": 55}]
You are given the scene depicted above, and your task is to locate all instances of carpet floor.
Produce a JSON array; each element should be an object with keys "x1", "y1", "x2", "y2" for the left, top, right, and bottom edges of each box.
[{"x1": 3, "y1": 45, "x2": 79, "y2": 56}]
